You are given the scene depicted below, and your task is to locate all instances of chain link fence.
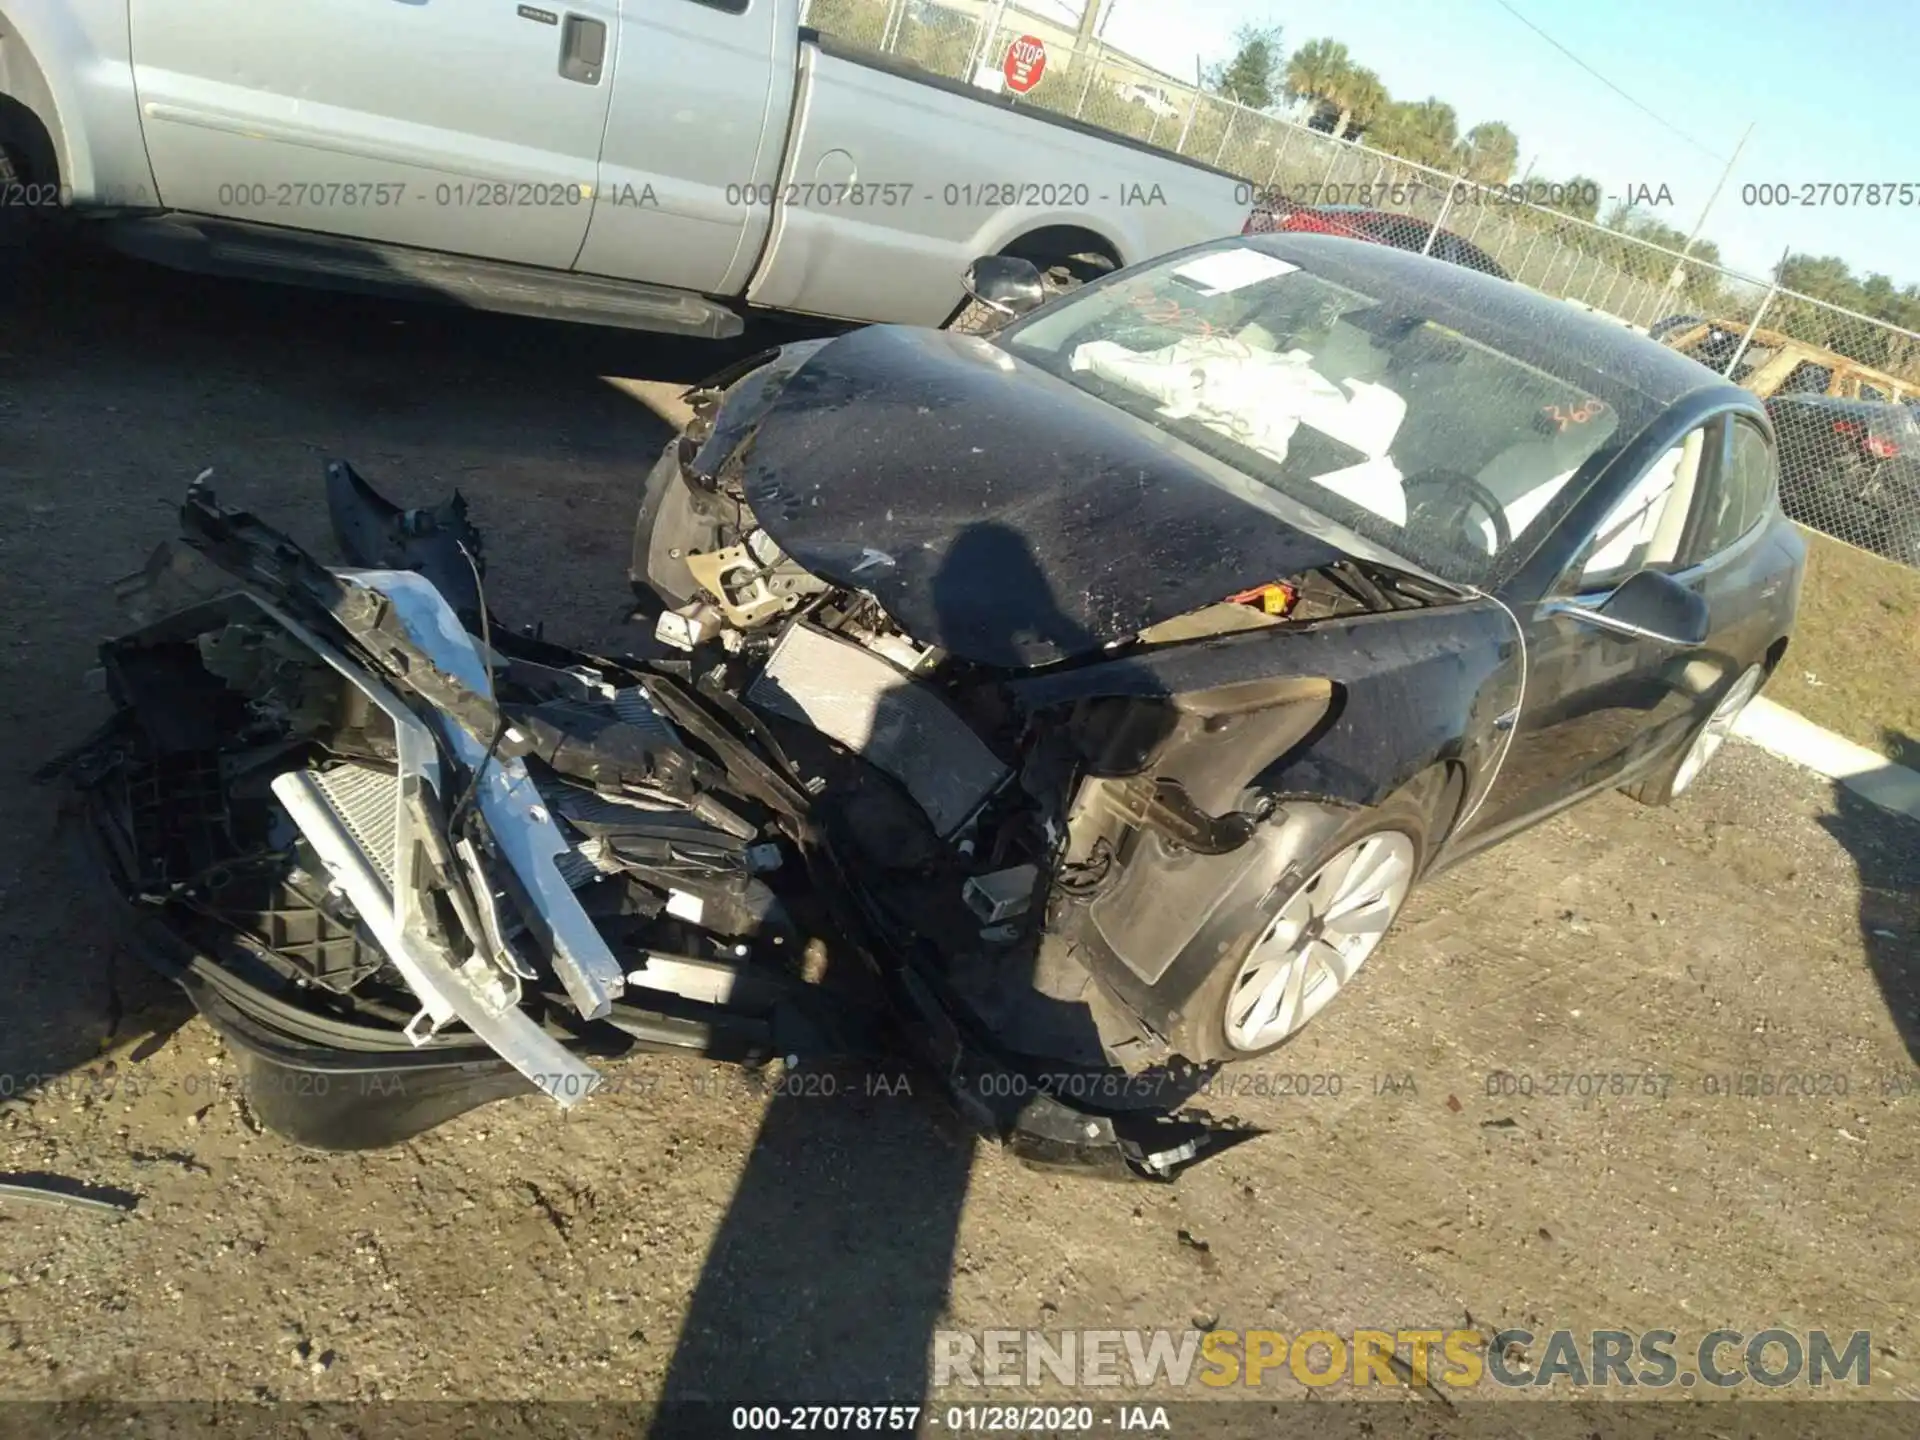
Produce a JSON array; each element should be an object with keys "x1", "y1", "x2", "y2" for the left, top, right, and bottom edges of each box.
[
  {"x1": 1665, "y1": 301, "x2": 1920, "y2": 566},
  {"x1": 803, "y1": 0, "x2": 1920, "y2": 567}
]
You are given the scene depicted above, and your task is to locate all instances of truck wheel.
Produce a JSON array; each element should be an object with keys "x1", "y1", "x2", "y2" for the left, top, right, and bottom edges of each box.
[
  {"x1": 947, "y1": 296, "x2": 1013, "y2": 336},
  {"x1": 945, "y1": 250, "x2": 1114, "y2": 335},
  {"x1": 0, "y1": 144, "x2": 27, "y2": 248},
  {"x1": 1163, "y1": 793, "x2": 1428, "y2": 1064},
  {"x1": 0, "y1": 142, "x2": 55, "y2": 253}
]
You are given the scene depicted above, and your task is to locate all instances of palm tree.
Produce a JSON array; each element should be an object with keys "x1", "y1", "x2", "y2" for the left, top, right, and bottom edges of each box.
[
  {"x1": 1460, "y1": 121, "x2": 1519, "y2": 186},
  {"x1": 1329, "y1": 66, "x2": 1386, "y2": 141},
  {"x1": 1551, "y1": 172, "x2": 1603, "y2": 222},
  {"x1": 1373, "y1": 97, "x2": 1457, "y2": 170},
  {"x1": 1285, "y1": 38, "x2": 1351, "y2": 118}
]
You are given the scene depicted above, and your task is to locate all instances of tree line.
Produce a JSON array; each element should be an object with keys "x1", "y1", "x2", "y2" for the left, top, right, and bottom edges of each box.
[
  {"x1": 1206, "y1": 22, "x2": 1919, "y2": 347},
  {"x1": 1205, "y1": 27, "x2": 1538, "y2": 191}
]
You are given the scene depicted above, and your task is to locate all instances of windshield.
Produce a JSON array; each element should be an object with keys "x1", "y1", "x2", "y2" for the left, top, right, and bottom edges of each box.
[{"x1": 1001, "y1": 244, "x2": 1623, "y2": 584}]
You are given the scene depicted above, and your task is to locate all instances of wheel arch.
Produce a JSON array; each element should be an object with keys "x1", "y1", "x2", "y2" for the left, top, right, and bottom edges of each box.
[
  {"x1": 942, "y1": 222, "x2": 1125, "y2": 329},
  {"x1": 997, "y1": 222, "x2": 1124, "y2": 276},
  {"x1": 1061, "y1": 734, "x2": 1458, "y2": 1042},
  {"x1": 0, "y1": 14, "x2": 63, "y2": 192}
]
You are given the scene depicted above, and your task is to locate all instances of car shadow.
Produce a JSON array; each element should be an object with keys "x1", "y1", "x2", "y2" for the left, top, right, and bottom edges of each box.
[
  {"x1": 1, "y1": 228, "x2": 1181, "y2": 1416},
  {"x1": 648, "y1": 523, "x2": 1130, "y2": 1429},
  {"x1": 1817, "y1": 728, "x2": 1920, "y2": 1067}
]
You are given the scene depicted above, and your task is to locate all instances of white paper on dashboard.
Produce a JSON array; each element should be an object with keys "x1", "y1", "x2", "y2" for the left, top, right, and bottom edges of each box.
[
  {"x1": 1312, "y1": 456, "x2": 1408, "y2": 526},
  {"x1": 1170, "y1": 248, "x2": 1299, "y2": 296},
  {"x1": 1305, "y1": 380, "x2": 1407, "y2": 458}
]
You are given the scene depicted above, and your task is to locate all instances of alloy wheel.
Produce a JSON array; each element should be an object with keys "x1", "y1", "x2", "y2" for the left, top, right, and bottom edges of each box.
[
  {"x1": 1671, "y1": 665, "x2": 1764, "y2": 797},
  {"x1": 1225, "y1": 830, "x2": 1416, "y2": 1052}
]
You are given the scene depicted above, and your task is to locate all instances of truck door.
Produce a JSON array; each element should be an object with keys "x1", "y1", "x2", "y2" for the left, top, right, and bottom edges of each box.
[
  {"x1": 128, "y1": 0, "x2": 618, "y2": 269},
  {"x1": 571, "y1": 0, "x2": 796, "y2": 296}
]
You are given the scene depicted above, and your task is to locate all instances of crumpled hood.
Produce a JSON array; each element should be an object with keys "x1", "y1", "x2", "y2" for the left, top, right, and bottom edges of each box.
[{"x1": 731, "y1": 324, "x2": 1366, "y2": 669}]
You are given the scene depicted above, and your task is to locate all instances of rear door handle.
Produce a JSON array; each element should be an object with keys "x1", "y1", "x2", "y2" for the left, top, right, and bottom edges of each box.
[{"x1": 559, "y1": 13, "x2": 606, "y2": 84}]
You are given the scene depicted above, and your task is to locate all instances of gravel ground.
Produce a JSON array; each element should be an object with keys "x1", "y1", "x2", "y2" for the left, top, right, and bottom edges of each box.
[{"x1": 1, "y1": 241, "x2": 1916, "y2": 1422}]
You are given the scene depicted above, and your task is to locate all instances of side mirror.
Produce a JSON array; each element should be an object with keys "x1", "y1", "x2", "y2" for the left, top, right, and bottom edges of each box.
[
  {"x1": 963, "y1": 254, "x2": 1047, "y2": 322},
  {"x1": 1552, "y1": 569, "x2": 1709, "y2": 646}
]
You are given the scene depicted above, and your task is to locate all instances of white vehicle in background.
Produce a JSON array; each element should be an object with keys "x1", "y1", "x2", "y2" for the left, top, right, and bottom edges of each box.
[
  {"x1": 1116, "y1": 81, "x2": 1183, "y2": 119},
  {"x1": 0, "y1": 0, "x2": 1248, "y2": 336}
]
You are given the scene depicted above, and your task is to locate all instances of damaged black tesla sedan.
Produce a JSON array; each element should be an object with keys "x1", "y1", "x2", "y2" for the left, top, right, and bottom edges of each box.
[
  {"x1": 633, "y1": 234, "x2": 1802, "y2": 1059},
  {"x1": 55, "y1": 234, "x2": 1800, "y2": 1181}
]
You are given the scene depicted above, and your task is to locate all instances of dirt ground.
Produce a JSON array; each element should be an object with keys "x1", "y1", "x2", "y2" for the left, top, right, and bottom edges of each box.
[{"x1": 1, "y1": 241, "x2": 1917, "y2": 1425}]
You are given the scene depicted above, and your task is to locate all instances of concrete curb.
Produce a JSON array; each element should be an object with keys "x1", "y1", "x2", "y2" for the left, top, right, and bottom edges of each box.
[{"x1": 1732, "y1": 697, "x2": 1920, "y2": 823}]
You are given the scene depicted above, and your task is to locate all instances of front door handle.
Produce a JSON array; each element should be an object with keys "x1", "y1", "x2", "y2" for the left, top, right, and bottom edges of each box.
[{"x1": 559, "y1": 14, "x2": 606, "y2": 84}]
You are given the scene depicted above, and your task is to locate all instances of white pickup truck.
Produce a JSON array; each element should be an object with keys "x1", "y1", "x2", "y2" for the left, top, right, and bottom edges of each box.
[{"x1": 0, "y1": 0, "x2": 1249, "y2": 336}]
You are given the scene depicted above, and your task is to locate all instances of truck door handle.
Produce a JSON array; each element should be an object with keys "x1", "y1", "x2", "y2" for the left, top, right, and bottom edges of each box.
[{"x1": 559, "y1": 14, "x2": 606, "y2": 85}]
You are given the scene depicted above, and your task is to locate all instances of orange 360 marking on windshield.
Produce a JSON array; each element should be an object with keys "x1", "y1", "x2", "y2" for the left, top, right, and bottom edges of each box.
[{"x1": 1542, "y1": 399, "x2": 1608, "y2": 431}]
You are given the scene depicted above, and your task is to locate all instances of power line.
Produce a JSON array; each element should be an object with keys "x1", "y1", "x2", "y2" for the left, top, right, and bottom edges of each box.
[{"x1": 1490, "y1": 0, "x2": 1726, "y2": 159}]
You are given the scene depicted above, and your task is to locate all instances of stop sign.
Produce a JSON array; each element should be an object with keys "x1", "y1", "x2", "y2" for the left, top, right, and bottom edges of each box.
[{"x1": 1003, "y1": 34, "x2": 1048, "y2": 93}]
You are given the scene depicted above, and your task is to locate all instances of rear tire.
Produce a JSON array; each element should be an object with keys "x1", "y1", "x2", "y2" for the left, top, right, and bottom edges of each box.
[{"x1": 1622, "y1": 663, "x2": 1765, "y2": 806}]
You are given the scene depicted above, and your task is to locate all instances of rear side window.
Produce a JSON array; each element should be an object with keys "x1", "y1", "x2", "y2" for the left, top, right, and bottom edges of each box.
[{"x1": 1691, "y1": 418, "x2": 1777, "y2": 558}]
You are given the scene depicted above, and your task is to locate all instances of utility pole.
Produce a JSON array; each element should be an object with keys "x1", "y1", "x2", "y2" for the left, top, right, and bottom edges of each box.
[
  {"x1": 1724, "y1": 243, "x2": 1791, "y2": 377},
  {"x1": 1175, "y1": 52, "x2": 1202, "y2": 153},
  {"x1": 1655, "y1": 120, "x2": 1754, "y2": 318},
  {"x1": 1066, "y1": 0, "x2": 1105, "y2": 90},
  {"x1": 969, "y1": 0, "x2": 1013, "y2": 84},
  {"x1": 1074, "y1": 0, "x2": 1119, "y2": 114}
]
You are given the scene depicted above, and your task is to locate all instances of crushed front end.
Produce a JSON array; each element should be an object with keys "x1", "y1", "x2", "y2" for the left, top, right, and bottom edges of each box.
[{"x1": 50, "y1": 470, "x2": 1255, "y2": 1180}]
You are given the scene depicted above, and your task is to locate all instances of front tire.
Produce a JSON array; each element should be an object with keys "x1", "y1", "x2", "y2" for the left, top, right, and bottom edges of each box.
[{"x1": 1166, "y1": 796, "x2": 1427, "y2": 1064}]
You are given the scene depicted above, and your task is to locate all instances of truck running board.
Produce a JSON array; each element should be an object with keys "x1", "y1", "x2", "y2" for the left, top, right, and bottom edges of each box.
[{"x1": 101, "y1": 214, "x2": 747, "y2": 339}]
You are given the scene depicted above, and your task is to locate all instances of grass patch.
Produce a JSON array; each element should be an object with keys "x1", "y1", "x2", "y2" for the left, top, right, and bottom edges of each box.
[{"x1": 1765, "y1": 526, "x2": 1920, "y2": 765}]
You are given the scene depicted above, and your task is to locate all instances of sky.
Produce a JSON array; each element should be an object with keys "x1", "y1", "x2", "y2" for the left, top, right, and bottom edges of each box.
[{"x1": 1082, "y1": 0, "x2": 1920, "y2": 287}]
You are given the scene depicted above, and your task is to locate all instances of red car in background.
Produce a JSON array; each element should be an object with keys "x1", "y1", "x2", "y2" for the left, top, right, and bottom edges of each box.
[{"x1": 1245, "y1": 203, "x2": 1512, "y2": 281}]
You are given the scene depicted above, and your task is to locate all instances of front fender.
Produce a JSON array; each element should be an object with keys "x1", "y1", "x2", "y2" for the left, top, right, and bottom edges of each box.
[
  {"x1": 1024, "y1": 603, "x2": 1519, "y2": 1021},
  {"x1": 1014, "y1": 601, "x2": 1522, "y2": 816}
]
